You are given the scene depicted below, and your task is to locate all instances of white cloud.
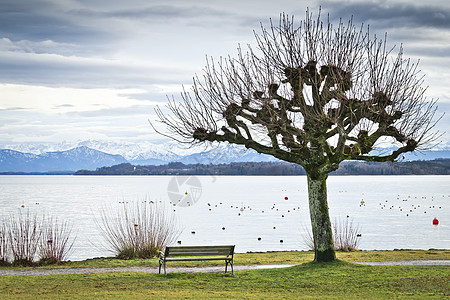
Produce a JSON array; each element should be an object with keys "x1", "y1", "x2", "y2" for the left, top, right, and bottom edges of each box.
[
  {"x1": 0, "y1": 0, "x2": 448, "y2": 146},
  {"x1": 0, "y1": 84, "x2": 154, "y2": 113}
]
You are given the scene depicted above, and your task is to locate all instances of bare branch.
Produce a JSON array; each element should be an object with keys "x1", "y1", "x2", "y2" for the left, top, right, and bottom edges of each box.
[{"x1": 153, "y1": 9, "x2": 441, "y2": 172}]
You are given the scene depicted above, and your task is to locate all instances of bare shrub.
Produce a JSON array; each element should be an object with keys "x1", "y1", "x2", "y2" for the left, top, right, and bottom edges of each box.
[
  {"x1": 303, "y1": 217, "x2": 361, "y2": 252},
  {"x1": 96, "y1": 200, "x2": 181, "y2": 259},
  {"x1": 333, "y1": 218, "x2": 361, "y2": 251},
  {"x1": 6, "y1": 210, "x2": 41, "y2": 266},
  {"x1": 302, "y1": 224, "x2": 315, "y2": 252},
  {"x1": 0, "y1": 221, "x2": 9, "y2": 266},
  {"x1": 39, "y1": 216, "x2": 75, "y2": 265}
]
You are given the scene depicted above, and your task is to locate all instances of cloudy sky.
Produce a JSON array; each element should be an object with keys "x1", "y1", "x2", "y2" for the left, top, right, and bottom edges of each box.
[{"x1": 1, "y1": 0, "x2": 449, "y2": 148}]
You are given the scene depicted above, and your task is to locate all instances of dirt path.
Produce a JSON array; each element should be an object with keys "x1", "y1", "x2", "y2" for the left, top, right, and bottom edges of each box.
[
  {"x1": 0, "y1": 261, "x2": 448, "y2": 276},
  {"x1": 0, "y1": 264, "x2": 297, "y2": 276},
  {"x1": 354, "y1": 260, "x2": 450, "y2": 266}
]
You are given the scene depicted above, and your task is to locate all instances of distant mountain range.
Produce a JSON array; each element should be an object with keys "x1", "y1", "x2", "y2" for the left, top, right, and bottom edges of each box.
[
  {"x1": 0, "y1": 146, "x2": 127, "y2": 172},
  {"x1": 0, "y1": 143, "x2": 277, "y2": 173},
  {"x1": 0, "y1": 140, "x2": 449, "y2": 173}
]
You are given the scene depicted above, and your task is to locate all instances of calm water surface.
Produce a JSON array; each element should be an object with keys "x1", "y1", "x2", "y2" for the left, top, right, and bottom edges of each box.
[{"x1": 0, "y1": 175, "x2": 448, "y2": 261}]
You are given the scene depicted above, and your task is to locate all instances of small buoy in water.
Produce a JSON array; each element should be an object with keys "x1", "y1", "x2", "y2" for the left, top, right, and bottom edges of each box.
[
  {"x1": 222, "y1": 227, "x2": 225, "y2": 230},
  {"x1": 257, "y1": 237, "x2": 261, "y2": 241},
  {"x1": 433, "y1": 218, "x2": 439, "y2": 225},
  {"x1": 20, "y1": 204, "x2": 25, "y2": 208},
  {"x1": 284, "y1": 196, "x2": 288, "y2": 200},
  {"x1": 280, "y1": 240, "x2": 283, "y2": 243}
]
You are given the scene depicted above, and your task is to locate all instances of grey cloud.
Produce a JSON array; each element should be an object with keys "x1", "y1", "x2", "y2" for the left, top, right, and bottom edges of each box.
[
  {"x1": 70, "y1": 5, "x2": 228, "y2": 21},
  {"x1": 0, "y1": 107, "x2": 28, "y2": 111},
  {"x1": 0, "y1": 38, "x2": 88, "y2": 56},
  {"x1": 0, "y1": 51, "x2": 194, "y2": 90},
  {"x1": 54, "y1": 104, "x2": 75, "y2": 108},
  {"x1": 0, "y1": 1, "x2": 112, "y2": 44},
  {"x1": 320, "y1": 1, "x2": 450, "y2": 30},
  {"x1": 406, "y1": 45, "x2": 450, "y2": 58}
]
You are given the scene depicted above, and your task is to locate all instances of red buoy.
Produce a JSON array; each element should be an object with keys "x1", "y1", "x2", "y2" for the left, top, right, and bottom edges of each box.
[
  {"x1": 432, "y1": 218, "x2": 439, "y2": 225},
  {"x1": 284, "y1": 196, "x2": 288, "y2": 200}
]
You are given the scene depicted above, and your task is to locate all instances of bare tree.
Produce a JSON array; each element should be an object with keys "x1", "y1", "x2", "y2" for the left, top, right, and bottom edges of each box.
[{"x1": 152, "y1": 10, "x2": 441, "y2": 262}]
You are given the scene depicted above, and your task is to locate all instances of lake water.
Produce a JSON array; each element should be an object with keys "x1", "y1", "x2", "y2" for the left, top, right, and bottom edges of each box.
[{"x1": 0, "y1": 175, "x2": 448, "y2": 261}]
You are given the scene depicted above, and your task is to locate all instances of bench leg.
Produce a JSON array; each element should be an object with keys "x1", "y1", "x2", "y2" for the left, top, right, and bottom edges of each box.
[
  {"x1": 225, "y1": 260, "x2": 234, "y2": 276},
  {"x1": 159, "y1": 260, "x2": 167, "y2": 276}
]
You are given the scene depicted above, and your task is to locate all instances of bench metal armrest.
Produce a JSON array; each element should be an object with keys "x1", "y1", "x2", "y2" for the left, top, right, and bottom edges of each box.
[{"x1": 158, "y1": 251, "x2": 166, "y2": 275}]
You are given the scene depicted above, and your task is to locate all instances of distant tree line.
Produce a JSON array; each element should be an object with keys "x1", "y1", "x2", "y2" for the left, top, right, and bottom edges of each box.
[{"x1": 74, "y1": 159, "x2": 450, "y2": 176}]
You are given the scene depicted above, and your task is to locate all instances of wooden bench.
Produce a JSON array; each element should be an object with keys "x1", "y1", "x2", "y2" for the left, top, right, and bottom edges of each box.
[{"x1": 159, "y1": 245, "x2": 235, "y2": 276}]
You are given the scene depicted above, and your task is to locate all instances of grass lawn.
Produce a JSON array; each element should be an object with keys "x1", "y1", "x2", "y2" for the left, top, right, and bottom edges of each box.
[
  {"x1": 0, "y1": 250, "x2": 449, "y2": 299},
  {"x1": 13, "y1": 249, "x2": 446, "y2": 269}
]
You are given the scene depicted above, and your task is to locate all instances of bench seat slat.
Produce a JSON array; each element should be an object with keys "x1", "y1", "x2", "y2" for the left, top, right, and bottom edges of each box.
[
  {"x1": 166, "y1": 246, "x2": 234, "y2": 257},
  {"x1": 159, "y1": 245, "x2": 235, "y2": 276},
  {"x1": 167, "y1": 250, "x2": 231, "y2": 256},
  {"x1": 165, "y1": 256, "x2": 231, "y2": 261}
]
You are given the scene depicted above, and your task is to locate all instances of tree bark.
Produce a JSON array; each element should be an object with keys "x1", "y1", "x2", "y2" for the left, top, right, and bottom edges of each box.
[{"x1": 306, "y1": 173, "x2": 336, "y2": 262}]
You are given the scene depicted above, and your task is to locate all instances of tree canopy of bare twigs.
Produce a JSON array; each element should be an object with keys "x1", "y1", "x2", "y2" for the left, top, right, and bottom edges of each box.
[{"x1": 152, "y1": 9, "x2": 441, "y2": 262}]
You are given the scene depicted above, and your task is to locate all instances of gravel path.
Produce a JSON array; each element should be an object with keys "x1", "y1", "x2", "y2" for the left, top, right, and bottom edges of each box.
[
  {"x1": 0, "y1": 261, "x2": 448, "y2": 276},
  {"x1": 0, "y1": 264, "x2": 298, "y2": 276},
  {"x1": 354, "y1": 260, "x2": 450, "y2": 266}
]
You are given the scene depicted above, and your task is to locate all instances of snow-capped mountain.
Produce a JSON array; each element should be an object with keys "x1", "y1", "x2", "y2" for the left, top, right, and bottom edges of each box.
[
  {"x1": 0, "y1": 142, "x2": 278, "y2": 172},
  {"x1": 0, "y1": 146, "x2": 127, "y2": 172},
  {"x1": 0, "y1": 140, "x2": 188, "y2": 163},
  {"x1": 76, "y1": 140, "x2": 182, "y2": 162},
  {"x1": 1, "y1": 140, "x2": 449, "y2": 173},
  {"x1": 178, "y1": 143, "x2": 278, "y2": 164}
]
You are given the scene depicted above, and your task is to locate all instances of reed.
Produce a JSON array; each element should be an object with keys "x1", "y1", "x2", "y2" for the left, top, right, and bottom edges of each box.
[
  {"x1": 6, "y1": 210, "x2": 41, "y2": 266},
  {"x1": 303, "y1": 217, "x2": 361, "y2": 252},
  {"x1": 0, "y1": 221, "x2": 9, "y2": 265},
  {"x1": 39, "y1": 216, "x2": 75, "y2": 264},
  {"x1": 1, "y1": 211, "x2": 75, "y2": 266},
  {"x1": 96, "y1": 199, "x2": 181, "y2": 259},
  {"x1": 333, "y1": 218, "x2": 361, "y2": 251}
]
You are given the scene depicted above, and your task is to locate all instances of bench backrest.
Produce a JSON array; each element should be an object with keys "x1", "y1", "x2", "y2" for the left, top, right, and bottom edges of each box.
[{"x1": 164, "y1": 245, "x2": 235, "y2": 257}]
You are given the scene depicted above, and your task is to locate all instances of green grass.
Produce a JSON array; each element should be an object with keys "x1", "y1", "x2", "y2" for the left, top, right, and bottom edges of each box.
[
  {"x1": 0, "y1": 250, "x2": 449, "y2": 299},
  {"x1": 0, "y1": 261, "x2": 448, "y2": 299},
  {"x1": 12, "y1": 249, "x2": 446, "y2": 269}
]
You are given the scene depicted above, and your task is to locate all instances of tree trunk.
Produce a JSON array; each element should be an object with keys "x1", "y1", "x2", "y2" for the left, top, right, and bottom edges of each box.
[{"x1": 306, "y1": 173, "x2": 336, "y2": 262}]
